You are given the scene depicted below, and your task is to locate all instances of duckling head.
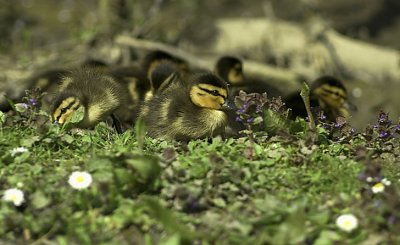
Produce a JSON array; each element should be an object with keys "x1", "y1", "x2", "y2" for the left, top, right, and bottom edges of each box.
[
  {"x1": 52, "y1": 94, "x2": 84, "y2": 125},
  {"x1": 189, "y1": 73, "x2": 232, "y2": 111},
  {"x1": 150, "y1": 62, "x2": 180, "y2": 93},
  {"x1": 311, "y1": 76, "x2": 352, "y2": 118},
  {"x1": 215, "y1": 56, "x2": 244, "y2": 85},
  {"x1": 143, "y1": 50, "x2": 189, "y2": 81}
]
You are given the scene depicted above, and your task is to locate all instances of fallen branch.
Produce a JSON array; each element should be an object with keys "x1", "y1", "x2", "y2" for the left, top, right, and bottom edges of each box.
[
  {"x1": 115, "y1": 35, "x2": 302, "y2": 92},
  {"x1": 190, "y1": 18, "x2": 400, "y2": 83}
]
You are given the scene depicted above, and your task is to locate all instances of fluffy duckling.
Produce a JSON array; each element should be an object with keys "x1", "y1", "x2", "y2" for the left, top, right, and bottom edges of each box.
[
  {"x1": 107, "y1": 65, "x2": 152, "y2": 125},
  {"x1": 215, "y1": 56, "x2": 282, "y2": 98},
  {"x1": 12, "y1": 59, "x2": 110, "y2": 113},
  {"x1": 140, "y1": 73, "x2": 231, "y2": 141},
  {"x1": 142, "y1": 50, "x2": 190, "y2": 100},
  {"x1": 51, "y1": 67, "x2": 129, "y2": 132},
  {"x1": 284, "y1": 75, "x2": 355, "y2": 121}
]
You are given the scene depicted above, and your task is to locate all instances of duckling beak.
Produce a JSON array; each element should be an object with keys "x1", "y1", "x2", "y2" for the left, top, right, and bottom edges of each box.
[
  {"x1": 221, "y1": 100, "x2": 235, "y2": 111},
  {"x1": 344, "y1": 100, "x2": 357, "y2": 111}
]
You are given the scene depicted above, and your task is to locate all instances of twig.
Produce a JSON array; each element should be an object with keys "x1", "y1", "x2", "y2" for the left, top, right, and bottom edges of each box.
[{"x1": 114, "y1": 35, "x2": 302, "y2": 92}]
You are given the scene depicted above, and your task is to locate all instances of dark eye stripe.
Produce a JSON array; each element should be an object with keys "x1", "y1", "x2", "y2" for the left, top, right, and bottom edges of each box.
[
  {"x1": 199, "y1": 87, "x2": 226, "y2": 99},
  {"x1": 55, "y1": 100, "x2": 78, "y2": 122},
  {"x1": 321, "y1": 88, "x2": 346, "y2": 99}
]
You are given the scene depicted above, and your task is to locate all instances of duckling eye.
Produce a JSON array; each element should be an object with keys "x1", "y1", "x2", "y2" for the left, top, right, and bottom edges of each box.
[
  {"x1": 210, "y1": 90, "x2": 220, "y2": 96},
  {"x1": 60, "y1": 107, "x2": 68, "y2": 114}
]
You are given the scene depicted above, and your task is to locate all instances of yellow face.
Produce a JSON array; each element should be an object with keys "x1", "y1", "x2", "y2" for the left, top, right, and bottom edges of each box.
[
  {"x1": 313, "y1": 84, "x2": 349, "y2": 117},
  {"x1": 52, "y1": 97, "x2": 82, "y2": 124},
  {"x1": 190, "y1": 83, "x2": 228, "y2": 110},
  {"x1": 227, "y1": 63, "x2": 244, "y2": 84}
]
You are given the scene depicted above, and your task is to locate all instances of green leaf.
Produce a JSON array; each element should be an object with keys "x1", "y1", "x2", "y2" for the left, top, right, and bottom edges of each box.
[
  {"x1": 125, "y1": 154, "x2": 161, "y2": 184},
  {"x1": 86, "y1": 157, "x2": 114, "y2": 171},
  {"x1": 159, "y1": 234, "x2": 181, "y2": 245},
  {"x1": 31, "y1": 190, "x2": 51, "y2": 209},
  {"x1": 212, "y1": 198, "x2": 227, "y2": 208},
  {"x1": 314, "y1": 230, "x2": 340, "y2": 245},
  {"x1": 61, "y1": 134, "x2": 74, "y2": 144},
  {"x1": 272, "y1": 204, "x2": 307, "y2": 245},
  {"x1": 135, "y1": 117, "x2": 146, "y2": 150},
  {"x1": 66, "y1": 106, "x2": 85, "y2": 124},
  {"x1": 141, "y1": 196, "x2": 196, "y2": 241},
  {"x1": 263, "y1": 109, "x2": 289, "y2": 135},
  {"x1": 0, "y1": 111, "x2": 6, "y2": 125},
  {"x1": 21, "y1": 136, "x2": 40, "y2": 147}
]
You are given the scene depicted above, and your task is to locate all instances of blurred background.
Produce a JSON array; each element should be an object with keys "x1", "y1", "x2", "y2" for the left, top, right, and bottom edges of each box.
[{"x1": 0, "y1": 0, "x2": 399, "y2": 129}]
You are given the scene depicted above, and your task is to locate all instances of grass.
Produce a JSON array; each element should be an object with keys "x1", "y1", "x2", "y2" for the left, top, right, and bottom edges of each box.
[{"x1": 0, "y1": 98, "x2": 399, "y2": 244}]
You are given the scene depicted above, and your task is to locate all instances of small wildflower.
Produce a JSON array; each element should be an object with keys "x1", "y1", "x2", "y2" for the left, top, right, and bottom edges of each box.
[
  {"x1": 318, "y1": 111, "x2": 327, "y2": 121},
  {"x1": 379, "y1": 131, "x2": 390, "y2": 138},
  {"x1": 14, "y1": 103, "x2": 29, "y2": 112},
  {"x1": 68, "y1": 171, "x2": 93, "y2": 190},
  {"x1": 336, "y1": 214, "x2": 358, "y2": 232},
  {"x1": 372, "y1": 182, "x2": 385, "y2": 193},
  {"x1": 366, "y1": 176, "x2": 374, "y2": 182},
  {"x1": 29, "y1": 98, "x2": 38, "y2": 106},
  {"x1": 3, "y1": 188, "x2": 25, "y2": 206},
  {"x1": 10, "y1": 147, "x2": 29, "y2": 157},
  {"x1": 381, "y1": 178, "x2": 391, "y2": 186}
]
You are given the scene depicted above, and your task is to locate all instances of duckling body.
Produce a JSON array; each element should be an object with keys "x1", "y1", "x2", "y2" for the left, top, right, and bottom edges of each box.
[
  {"x1": 215, "y1": 56, "x2": 282, "y2": 98},
  {"x1": 284, "y1": 75, "x2": 353, "y2": 121},
  {"x1": 108, "y1": 65, "x2": 150, "y2": 124},
  {"x1": 52, "y1": 67, "x2": 128, "y2": 130},
  {"x1": 142, "y1": 50, "x2": 190, "y2": 100},
  {"x1": 140, "y1": 73, "x2": 230, "y2": 141}
]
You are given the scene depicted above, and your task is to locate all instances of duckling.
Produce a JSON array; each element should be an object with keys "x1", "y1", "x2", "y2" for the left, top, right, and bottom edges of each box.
[
  {"x1": 51, "y1": 67, "x2": 129, "y2": 132},
  {"x1": 3, "y1": 59, "x2": 111, "y2": 113},
  {"x1": 142, "y1": 50, "x2": 190, "y2": 100},
  {"x1": 215, "y1": 56, "x2": 282, "y2": 98},
  {"x1": 106, "y1": 65, "x2": 153, "y2": 125},
  {"x1": 284, "y1": 75, "x2": 355, "y2": 121},
  {"x1": 140, "y1": 73, "x2": 231, "y2": 141}
]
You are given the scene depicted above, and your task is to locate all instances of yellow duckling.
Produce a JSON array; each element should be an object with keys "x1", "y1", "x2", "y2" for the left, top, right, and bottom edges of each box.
[
  {"x1": 215, "y1": 56, "x2": 282, "y2": 98},
  {"x1": 51, "y1": 67, "x2": 128, "y2": 132},
  {"x1": 140, "y1": 72, "x2": 231, "y2": 141},
  {"x1": 142, "y1": 50, "x2": 190, "y2": 100},
  {"x1": 284, "y1": 75, "x2": 356, "y2": 121}
]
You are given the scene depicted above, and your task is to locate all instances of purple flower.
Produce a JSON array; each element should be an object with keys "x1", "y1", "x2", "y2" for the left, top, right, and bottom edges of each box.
[
  {"x1": 379, "y1": 131, "x2": 390, "y2": 138},
  {"x1": 247, "y1": 118, "x2": 254, "y2": 123},
  {"x1": 378, "y1": 112, "x2": 388, "y2": 123},
  {"x1": 29, "y1": 98, "x2": 38, "y2": 106},
  {"x1": 235, "y1": 116, "x2": 242, "y2": 122}
]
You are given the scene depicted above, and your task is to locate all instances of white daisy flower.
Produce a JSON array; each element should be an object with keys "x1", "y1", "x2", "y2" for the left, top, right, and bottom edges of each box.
[
  {"x1": 372, "y1": 182, "x2": 385, "y2": 193},
  {"x1": 3, "y1": 188, "x2": 25, "y2": 206},
  {"x1": 336, "y1": 214, "x2": 358, "y2": 232},
  {"x1": 10, "y1": 147, "x2": 29, "y2": 157},
  {"x1": 68, "y1": 171, "x2": 93, "y2": 190},
  {"x1": 381, "y1": 178, "x2": 391, "y2": 186}
]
